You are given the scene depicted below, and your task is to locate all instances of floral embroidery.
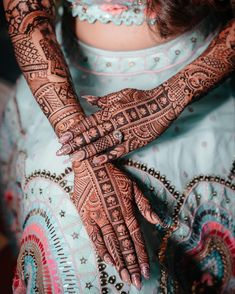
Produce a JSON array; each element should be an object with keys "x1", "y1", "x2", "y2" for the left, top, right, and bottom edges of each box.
[
  {"x1": 100, "y1": 4, "x2": 128, "y2": 15},
  {"x1": 68, "y1": 0, "x2": 158, "y2": 25}
]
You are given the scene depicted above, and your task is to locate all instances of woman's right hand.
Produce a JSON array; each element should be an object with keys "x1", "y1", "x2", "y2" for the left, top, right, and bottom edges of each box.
[
  {"x1": 72, "y1": 159, "x2": 161, "y2": 289},
  {"x1": 57, "y1": 19, "x2": 235, "y2": 163}
]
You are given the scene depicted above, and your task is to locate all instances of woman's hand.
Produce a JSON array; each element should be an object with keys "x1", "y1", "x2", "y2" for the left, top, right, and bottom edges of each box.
[
  {"x1": 57, "y1": 20, "x2": 235, "y2": 164},
  {"x1": 58, "y1": 86, "x2": 179, "y2": 165},
  {"x1": 72, "y1": 159, "x2": 160, "y2": 289}
]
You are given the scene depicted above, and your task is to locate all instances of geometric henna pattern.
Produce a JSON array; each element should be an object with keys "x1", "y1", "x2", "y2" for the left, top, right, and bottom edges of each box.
[
  {"x1": 58, "y1": 20, "x2": 235, "y2": 162},
  {"x1": 4, "y1": 0, "x2": 84, "y2": 136},
  {"x1": 3, "y1": 0, "x2": 159, "y2": 288},
  {"x1": 72, "y1": 159, "x2": 160, "y2": 288}
]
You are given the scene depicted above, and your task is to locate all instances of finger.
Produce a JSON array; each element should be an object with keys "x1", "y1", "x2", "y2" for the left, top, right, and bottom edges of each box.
[
  {"x1": 113, "y1": 220, "x2": 142, "y2": 290},
  {"x1": 59, "y1": 108, "x2": 117, "y2": 146},
  {"x1": 82, "y1": 90, "x2": 124, "y2": 109},
  {"x1": 85, "y1": 222, "x2": 115, "y2": 266},
  {"x1": 100, "y1": 223, "x2": 132, "y2": 285},
  {"x1": 133, "y1": 183, "x2": 162, "y2": 225},
  {"x1": 70, "y1": 132, "x2": 123, "y2": 161},
  {"x1": 104, "y1": 207, "x2": 142, "y2": 289},
  {"x1": 81, "y1": 95, "x2": 100, "y2": 106},
  {"x1": 59, "y1": 131, "x2": 74, "y2": 144},
  {"x1": 57, "y1": 121, "x2": 117, "y2": 156},
  {"x1": 126, "y1": 210, "x2": 150, "y2": 280},
  {"x1": 92, "y1": 141, "x2": 130, "y2": 165},
  {"x1": 58, "y1": 119, "x2": 92, "y2": 145},
  {"x1": 97, "y1": 193, "x2": 142, "y2": 288},
  {"x1": 63, "y1": 115, "x2": 102, "y2": 141}
]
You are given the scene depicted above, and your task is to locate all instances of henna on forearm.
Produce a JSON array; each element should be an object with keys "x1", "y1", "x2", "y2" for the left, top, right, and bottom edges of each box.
[
  {"x1": 3, "y1": 0, "x2": 85, "y2": 136},
  {"x1": 57, "y1": 20, "x2": 235, "y2": 162},
  {"x1": 3, "y1": 2, "x2": 166, "y2": 286}
]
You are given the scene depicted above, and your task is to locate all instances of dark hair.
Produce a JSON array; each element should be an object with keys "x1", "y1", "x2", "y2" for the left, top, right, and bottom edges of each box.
[
  {"x1": 61, "y1": 0, "x2": 232, "y2": 59},
  {"x1": 147, "y1": 0, "x2": 232, "y2": 37}
]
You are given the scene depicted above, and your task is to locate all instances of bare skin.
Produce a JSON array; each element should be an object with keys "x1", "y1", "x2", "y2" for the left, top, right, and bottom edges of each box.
[
  {"x1": 74, "y1": 19, "x2": 174, "y2": 50},
  {"x1": 57, "y1": 20, "x2": 235, "y2": 162},
  {"x1": 3, "y1": 0, "x2": 235, "y2": 290},
  {"x1": 3, "y1": 0, "x2": 161, "y2": 288}
]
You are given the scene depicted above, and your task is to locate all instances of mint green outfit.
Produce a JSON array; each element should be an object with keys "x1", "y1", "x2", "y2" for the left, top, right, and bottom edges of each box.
[{"x1": 0, "y1": 3, "x2": 234, "y2": 293}]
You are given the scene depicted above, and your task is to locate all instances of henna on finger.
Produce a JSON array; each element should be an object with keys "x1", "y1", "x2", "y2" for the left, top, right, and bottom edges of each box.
[
  {"x1": 58, "y1": 120, "x2": 116, "y2": 154},
  {"x1": 59, "y1": 20, "x2": 235, "y2": 160},
  {"x1": 72, "y1": 159, "x2": 157, "y2": 288},
  {"x1": 62, "y1": 132, "x2": 122, "y2": 161},
  {"x1": 3, "y1": 0, "x2": 86, "y2": 137},
  {"x1": 93, "y1": 141, "x2": 130, "y2": 165},
  {"x1": 84, "y1": 222, "x2": 115, "y2": 265},
  {"x1": 133, "y1": 183, "x2": 162, "y2": 226}
]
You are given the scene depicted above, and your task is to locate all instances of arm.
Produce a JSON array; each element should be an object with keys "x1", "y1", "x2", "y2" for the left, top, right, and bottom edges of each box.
[
  {"x1": 4, "y1": 2, "x2": 159, "y2": 285},
  {"x1": 57, "y1": 19, "x2": 235, "y2": 163},
  {"x1": 3, "y1": 0, "x2": 85, "y2": 137}
]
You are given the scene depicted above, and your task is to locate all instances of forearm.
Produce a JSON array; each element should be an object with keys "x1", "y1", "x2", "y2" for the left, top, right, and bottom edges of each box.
[
  {"x1": 149, "y1": 19, "x2": 235, "y2": 118},
  {"x1": 56, "y1": 19, "x2": 235, "y2": 162},
  {"x1": 3, "y1": 0, "x2": 85, "y2": 137}
]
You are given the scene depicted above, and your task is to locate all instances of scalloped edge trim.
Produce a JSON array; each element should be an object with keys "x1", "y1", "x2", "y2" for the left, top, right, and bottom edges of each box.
[{"x1": 70, "y1": 5, "x2": 157, "y2": 26}]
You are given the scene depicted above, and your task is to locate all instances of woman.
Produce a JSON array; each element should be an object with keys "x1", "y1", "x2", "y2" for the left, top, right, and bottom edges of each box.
[{"x1": 0, "y1": 0, "x2": 234, "y2": 293}]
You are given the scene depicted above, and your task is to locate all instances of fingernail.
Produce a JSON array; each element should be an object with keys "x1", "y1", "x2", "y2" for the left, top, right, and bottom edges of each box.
[
  {"x1": 81, "y1": 95, "x2": 97, "y2": 102},
  {"x1": 71, "y1": 151, "x2": 85, "y2": 161},
  {"x1": 131, "y1": 274, "x2": 142, "y2": 290},
  {"x1": 93, "y1": 155, "x2": 107, "y2": 166},
  {"x1": 120, "y1": 269, "x2": 131, "y2": 285},
  {"x1": 141, "y1": 264, "x2": 150, "y2": 280},
  {"x1": 59, "y1": 132, "x2": 73, "y2": 144},
  {"x1": 56, "y1": 145, "x2": 72, "y2": 156},
  {"x1": 104, "y1": 254, "x2": 115, "y2": 266},
  {"x1": 152, "y1": 212, "x2": 160, "y2": 224}
]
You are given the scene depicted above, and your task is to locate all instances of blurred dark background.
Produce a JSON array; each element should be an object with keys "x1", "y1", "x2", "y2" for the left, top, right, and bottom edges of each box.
[
  {"x1": 0, "y1": 2, "x2": 20, "y2": 293},
  {"x1": 0, "y1": 2, "x2": 20, "y2": 83}
]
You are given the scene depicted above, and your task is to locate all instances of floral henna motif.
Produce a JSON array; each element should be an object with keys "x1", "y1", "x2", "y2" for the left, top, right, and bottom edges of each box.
[
  {"x1": 4, "y1": 0, "x2": 85, "y2": 136},
  {"x1": 3, "y1": 0, "x2": 159, "y2": 287},
  {"x1": 72, "y1": 159, "x2": 160, "y2": 288},
  {"x1": 58, "y1": 20, "x2": 235, "y2": 162}
]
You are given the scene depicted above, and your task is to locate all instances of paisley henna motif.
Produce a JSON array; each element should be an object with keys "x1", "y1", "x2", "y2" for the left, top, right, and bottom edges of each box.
[
  {"x1": 72, "y1": 159, "x2": 160, "y2": 288},
  {"x1": 3, "y1": 0, "x2": 85, "y2": 136},
  {"x1": 58, "y1": 20, "x2": 235, "y2": 163},
  {"x1": 3, "y1": 1, "x2": 160, "y2": 286}
]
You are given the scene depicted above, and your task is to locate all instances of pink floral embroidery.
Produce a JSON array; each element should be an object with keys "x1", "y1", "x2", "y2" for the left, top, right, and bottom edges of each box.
[
  {"x1": 13, "y1": 271, "x2": 27, "y2": 294},
  {"x1": 100, "y1": 4, "x2": 128, "y2": 15},
  {"x1": 4, "y1": 190, "x2": 14, "y2": 203}
]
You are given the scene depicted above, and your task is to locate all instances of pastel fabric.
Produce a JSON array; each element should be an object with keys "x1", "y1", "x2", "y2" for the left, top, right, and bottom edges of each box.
[
  {"x1": 67, "y1": 0, "x2": 158, "y2": 25},
  {"x1": 0, "y1": 15, "x2": 234, "y2": 293}
]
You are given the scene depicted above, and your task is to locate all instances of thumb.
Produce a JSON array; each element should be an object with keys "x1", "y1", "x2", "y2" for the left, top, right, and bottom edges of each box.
[{"x1": 81, "y1": 95, "x2": 100, "y2": 106}]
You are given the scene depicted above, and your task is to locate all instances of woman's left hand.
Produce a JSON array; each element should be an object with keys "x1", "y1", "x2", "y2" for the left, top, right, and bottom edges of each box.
[{"x1": 56, "y1": 19, "x2": 235, "y2": 165}]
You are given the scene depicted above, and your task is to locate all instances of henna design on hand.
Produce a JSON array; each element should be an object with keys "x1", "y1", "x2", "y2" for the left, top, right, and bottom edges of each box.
[
  {"x1": 3, "y1": 2, "x2": 162, "y2": 285},
  {"x1": 72, "y1": 159, "x2": 161, "y2": 288},
  {"x1": 58, "y1": 20, "x2": 235, "y2": 162},
  {"x1": 4, "y1": 0, "x2": 85, "y2": 136}
]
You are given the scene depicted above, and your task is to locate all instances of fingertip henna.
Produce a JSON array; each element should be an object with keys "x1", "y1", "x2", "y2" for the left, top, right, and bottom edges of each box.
[
  {"x1": 81, "y1": 95, "x2": 99, "y2": 106},
  {"x1": 140, "y1": 263, "x2": 150, "y2": 280},
  {"x1": 103, "y1": 253, "x2": 115, "y2": 266},
  {"x1": 56, "y1": 144, "x2": 72, "y2": 156},
  {"x1": 93, "y1": 155, "x2": 108, "y2": 166},
  {"x1": 151, "y1": 211, "x2": 162, "y2": 225},
  {"x1": 131, "y1": 273, "x2": 142, "y2": 290},
  {"x1": 71, "y1": 21, "x2": 235, "y2": 158},
  {"x1": 59, "y1": 131, "x2": 74, "y2": 144},
  {"x1": 120, "y1": 268, "x2": 132, "y2": 285}
]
